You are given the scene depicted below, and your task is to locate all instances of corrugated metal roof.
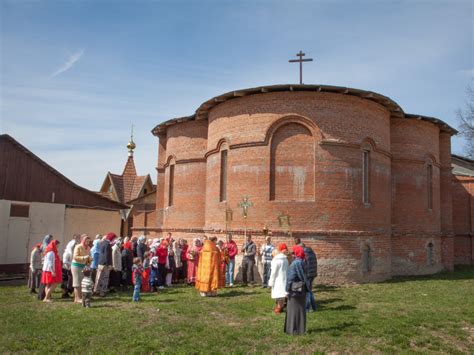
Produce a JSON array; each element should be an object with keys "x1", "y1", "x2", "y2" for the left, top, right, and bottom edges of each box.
[
  {"x1": 452, "y1": 154, "x2": 474, "y2": 177},
  {"x1": 0, "y1": 134, "x2": 128, "y2": 210}
]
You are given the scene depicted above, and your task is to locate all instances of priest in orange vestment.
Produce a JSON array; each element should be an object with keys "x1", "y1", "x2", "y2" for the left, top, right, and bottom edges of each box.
[{"x1": 195, "y1": 236, "x2": 221, "y2": 297}]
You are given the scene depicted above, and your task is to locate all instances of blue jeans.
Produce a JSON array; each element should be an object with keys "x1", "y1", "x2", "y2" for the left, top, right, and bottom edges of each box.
[
  {"x1": 133, "y1": 280, "x2": 141, "y2": 302},
  {"x1": 262, "y1": 262, "x2": 271, "y2": 287},
  {"x1": 306, "y1": 277, "x2": 316, "y2": 311},
  {"x1": 226, "y1": 258, "x2": 235, "y2": 285}
]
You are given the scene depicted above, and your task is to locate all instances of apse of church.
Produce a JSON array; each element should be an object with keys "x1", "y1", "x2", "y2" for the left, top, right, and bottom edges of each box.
[{"x1": 141, "y1": 84, "x2": 467, "y2": 283}]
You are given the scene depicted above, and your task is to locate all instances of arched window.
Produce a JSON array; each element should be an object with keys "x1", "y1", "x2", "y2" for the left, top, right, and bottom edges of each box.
[
  {"x1": 362, "y1": 244, "x2": 372, "y2": 273},
  {"x1": 220, "y1": 150, "x2": 228, "y2": 202},
  {"x1": 427, "y1": 164, "x2": 433, "y2": 211},
  {"x1": 270, "y1": 123, "x2": 314, "y2": 201},
  {"x1": 427, "y1": 242, "x2": 434, "y2": 266},
  {"x1": 168, "y1": 164, "x2": 175, "y2": 207},
  {"x1": 361, "y1": 141, "x2": 372, "y2": 206}
]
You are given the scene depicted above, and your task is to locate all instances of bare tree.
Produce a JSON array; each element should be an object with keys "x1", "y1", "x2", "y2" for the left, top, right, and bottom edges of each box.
[{"x1": 456, "y1": 84, "x2": 474, "y2": 158}]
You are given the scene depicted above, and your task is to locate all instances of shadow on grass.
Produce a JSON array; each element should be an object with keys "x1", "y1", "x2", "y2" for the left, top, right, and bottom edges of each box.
[
  {"x1": 384, "y1": 265, "x2": 474, "y2": 284},
  {"x1": 219, "y1": 290, "x2": 257, "y2": 298},
  {"x1": 308, "y1": 321, "x2": 358, "y2": 334},
  {"x1": 315, "y1": 297, "x2": 341, "y2": 304},
  {"x1": 153, "y1": 288, "x2": 188, "y2": 295},
  {"x1": 315, "y1": 284, "x2": 340, "y2": 292},
  {"x1": 92, "y1": 303, "x2": 121, "y2": 308},
  {"x1": 153, "y1": 298, "x2": 174, "y2": 303},
  {"x1": 322, "y1": 305, "x2": 356, "y2": 312},
  {"x1": 313, "y1": 298, "x2": 356, "y2": 312}
]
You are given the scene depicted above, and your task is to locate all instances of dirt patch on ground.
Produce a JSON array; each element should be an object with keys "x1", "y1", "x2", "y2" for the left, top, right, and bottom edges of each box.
[
  {"x1": 409, "y1": 324, "x2": 474, "y2": 353},
  {"x1": 461, "y1": 321, "x2": 474, "y2": 343}
]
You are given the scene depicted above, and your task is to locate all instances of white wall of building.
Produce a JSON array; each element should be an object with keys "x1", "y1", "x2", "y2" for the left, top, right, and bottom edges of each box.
[{"x1": 0, "y1": 200, "x2": 121, "y2": 267}]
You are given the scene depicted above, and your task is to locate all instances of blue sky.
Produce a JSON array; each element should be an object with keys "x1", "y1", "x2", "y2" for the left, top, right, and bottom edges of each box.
[{"x1": 1, "y1": 0, "x2": 472, "y2": 190}]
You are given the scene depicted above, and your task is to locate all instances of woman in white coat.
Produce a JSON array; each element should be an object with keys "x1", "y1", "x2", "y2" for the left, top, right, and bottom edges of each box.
[
  {"x1": 110, "y1": 239, "x2": 123, "y2": 292},
  {"x1": 268, "y1": 243, "x2": 289, "y2": 314}
]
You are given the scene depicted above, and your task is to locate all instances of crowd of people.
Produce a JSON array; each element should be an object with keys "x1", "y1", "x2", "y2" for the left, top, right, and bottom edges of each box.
[{"x1": 28, "y1": 232, "x2": 317, "y2": 335}]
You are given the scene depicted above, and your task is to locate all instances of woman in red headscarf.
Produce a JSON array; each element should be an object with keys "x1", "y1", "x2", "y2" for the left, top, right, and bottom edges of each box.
[
  {"x1": 284, "y1": 245, "x2": 310, "y2": 335},
  {"x1": 121, "y1": 241, "x2": 134, "y2": 289},
  {"x1": 41, "y1": 240, "x2": 62, "y2": 302}
]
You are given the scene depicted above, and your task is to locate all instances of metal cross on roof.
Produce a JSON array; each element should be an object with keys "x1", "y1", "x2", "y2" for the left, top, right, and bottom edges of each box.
[{"x1": 289, "y1": 50, "x2": 313, "y2": 84}]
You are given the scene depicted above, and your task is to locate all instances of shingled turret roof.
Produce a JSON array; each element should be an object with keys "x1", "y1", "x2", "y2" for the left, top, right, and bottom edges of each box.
[{"x1": 99, "y1": 142, "x2": 154, "y2": 204}]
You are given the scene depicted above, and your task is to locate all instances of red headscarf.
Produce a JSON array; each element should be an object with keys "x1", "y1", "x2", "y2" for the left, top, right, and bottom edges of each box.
[
  {"x1": 105, "y1": 232, "x2": 117, "y2": 242},
  {"x1": 278, "y1": 243, "x2": 288, "y2": 252},
  {"x1": 292, "y1": 245, "x2": 305, "y2": 260},
  {"x1": 123, "y1": 241, "x2": 132, "y2": 251},
  {"x1": 44, "y1": 240, "x2": 59, "y2": 255}
]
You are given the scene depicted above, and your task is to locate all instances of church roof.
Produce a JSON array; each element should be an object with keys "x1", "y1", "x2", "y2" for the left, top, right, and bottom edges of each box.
[
  {"x1": 122, "y1": 156, "x2": 137, "y2": 177},
  {"x1": 151, "y1": 84, "x2": 457, "y2": 136},
  {"x1": 102, "y1": 167, "x2": 153, "y2": 205},
  {"x1": 131, "y1": 176, "x2": 148, "y2": 200}
]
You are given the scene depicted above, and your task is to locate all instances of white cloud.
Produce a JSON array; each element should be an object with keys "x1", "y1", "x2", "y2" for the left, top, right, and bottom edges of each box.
[{"x1": 50, "y1": 49, "x2": 84, "y2": 78}]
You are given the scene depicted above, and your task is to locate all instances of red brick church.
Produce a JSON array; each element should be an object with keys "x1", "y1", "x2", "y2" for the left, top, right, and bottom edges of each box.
[{"x1": 132, "y1": 84, "x2": 473, "y2": 283}]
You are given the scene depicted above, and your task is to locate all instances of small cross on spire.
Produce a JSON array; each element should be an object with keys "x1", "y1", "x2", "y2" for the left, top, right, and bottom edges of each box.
[
  {"x1": 289, "y1": 50, "x2": 314, "y2": 84},
  {"x1": 127, "y1": 124, "x2": 136, "y2": 157}
]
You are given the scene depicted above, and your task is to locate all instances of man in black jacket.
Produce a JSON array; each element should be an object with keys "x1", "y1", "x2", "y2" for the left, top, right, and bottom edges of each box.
[
  {"x1": 94, "y1": 232, "x2": 116, "y2": 297},
  {"x1": 299, "y1": 242, "x2": 317, "y2": 312},
  {"x1": 241, "y1": 234, "x2": 257, "y2": 285}
]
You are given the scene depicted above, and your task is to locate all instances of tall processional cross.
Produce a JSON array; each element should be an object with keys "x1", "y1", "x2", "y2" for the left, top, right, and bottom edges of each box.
[
  {"x1": 238, "y1": 196, "x2": 253, "y2": 219},
  {"x1": 238, "y1": 196, "x2": 253, "y2": 238},
  {"x1": 289, "y1": 50, "x2": 313, "y2": 84}
]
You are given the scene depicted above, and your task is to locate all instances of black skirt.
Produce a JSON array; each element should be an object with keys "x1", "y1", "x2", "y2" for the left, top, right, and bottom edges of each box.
[
  {"x1": 284, "y1": 293, "x2": 307, "y2": 335},
  {"x1": 109, "y1": 270, "x2": 121, "y2": 288}
]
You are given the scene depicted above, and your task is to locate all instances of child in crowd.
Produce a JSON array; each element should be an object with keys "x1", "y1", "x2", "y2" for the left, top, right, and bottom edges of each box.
[
  {"x1": 81, "y1": 267, "x2": 94, "y2": 308},
  {"x1": 132, "y1": 257, "x2": 144, "y2": 302},
  {"x1": 142, "y1": 252, "x2": 151, "y2": 292}
]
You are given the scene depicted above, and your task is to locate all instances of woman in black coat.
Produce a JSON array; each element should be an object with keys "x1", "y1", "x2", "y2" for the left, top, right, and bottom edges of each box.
[
  {"x1": 284, "y1": 245, "x2": 310, "y2": 335},
  {"x1": 121, "y1": 243, "x2": 134, "y2": 289}
]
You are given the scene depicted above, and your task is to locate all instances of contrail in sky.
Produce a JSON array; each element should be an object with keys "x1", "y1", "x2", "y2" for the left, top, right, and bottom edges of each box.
[{"x1": 51, "y1": 49, "x2": 85, "y2": 77}]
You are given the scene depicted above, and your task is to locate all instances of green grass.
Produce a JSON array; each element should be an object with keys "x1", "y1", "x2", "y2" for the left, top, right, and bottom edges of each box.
[{"x1": 1, "y1": 267, "x2": 473, "y2": 354}]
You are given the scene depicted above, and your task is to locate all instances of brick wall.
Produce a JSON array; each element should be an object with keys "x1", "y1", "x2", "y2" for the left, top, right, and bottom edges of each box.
[
  {"x1": 161, "y1": 120, "x2": 207, "y2": 230},
  {"x1": 143, "y1": 90, "x2": 458, "y2": 283},
  {"x1": 452, "y1": 175, "x2": 474, "y2": 265},
  {"x1": 391, "y1": 235, "x2": 444, "y2": 276},
  {"x1": 206, "y1": 92, "x2": 392, "y2": 236}
]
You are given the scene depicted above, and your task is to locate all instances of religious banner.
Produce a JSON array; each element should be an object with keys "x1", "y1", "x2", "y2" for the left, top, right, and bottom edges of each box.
[
  {"x1": 226, "y1": 208, "x2": 233, "y2": 223},
  {"x1": 278, "y1": 214, "x2": 290, "y2": 229}
]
